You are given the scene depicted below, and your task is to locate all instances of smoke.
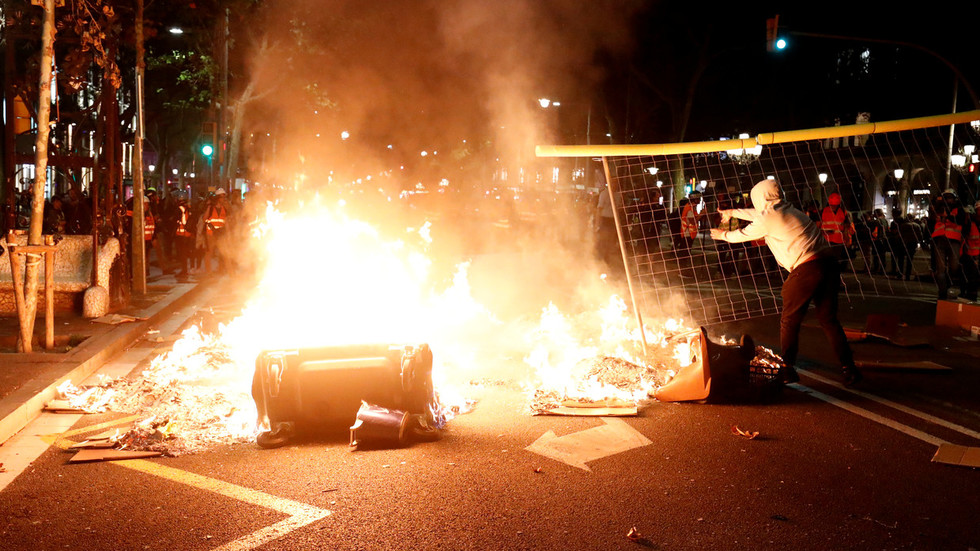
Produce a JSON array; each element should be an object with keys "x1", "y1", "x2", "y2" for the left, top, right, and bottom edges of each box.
[{"x1": 235, "y1": 0, "x2": 649, "y2": 328}]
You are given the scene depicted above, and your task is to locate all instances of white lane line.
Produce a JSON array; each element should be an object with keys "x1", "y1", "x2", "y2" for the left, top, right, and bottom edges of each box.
[
  {"x1": 788, "y1": 383, "x2": 948, "y2": 447},
  {"x1": 120, "y1": 459, "x2": 330, "y2": 551},
  {"x1": 0, "y1": 288, "x2": 216, "y2": 492},
  {"x1": 798, "y1": 368, "x2": 980, "y2": 441}
]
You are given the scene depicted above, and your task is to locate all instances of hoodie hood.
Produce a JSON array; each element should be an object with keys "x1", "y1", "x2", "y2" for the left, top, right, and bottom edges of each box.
[{"x1": 750, "y1": 179, "x2": 783, "y2": 213}]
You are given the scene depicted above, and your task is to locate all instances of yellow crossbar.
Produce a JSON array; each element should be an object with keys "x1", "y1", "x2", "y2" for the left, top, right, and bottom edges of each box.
[{"x1": 535, "y1": 109, "x2": 980, "y2": 158}]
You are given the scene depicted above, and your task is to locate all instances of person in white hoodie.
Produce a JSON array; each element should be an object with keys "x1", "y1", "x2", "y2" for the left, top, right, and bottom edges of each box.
[{"x1": 710, "y1": 179, "x2": 862, "y2": 386}]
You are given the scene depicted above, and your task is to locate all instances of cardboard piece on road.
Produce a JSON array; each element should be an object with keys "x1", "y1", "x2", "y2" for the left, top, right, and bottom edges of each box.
[
  {"x1": 69, "y1": 449, "x2": 162, "y2": 463},
  {"x1": 542, "y1": 397, "x2": 639, "y2": 416},
  {"x1": 543, "y1": 406, "x2": 639, "y2": 417},
  {"x1": 43, "y1": 400, "x2": 87, "y2": 414},
  {"x1": 91, "y1": 314, "x2": 147, "y2": 325},
  {"x1": 854, "y1": 360, "x2": 952, "y2": 371},
  {"x1": 932, "y1": 444, "x2": 980, "y2": 468},
  {"x1": 69, "y1": 431, "x2": 118, "y2": 449},
  {"x1": 70, "y1": 439, "x2": 116, "y2": 449}
]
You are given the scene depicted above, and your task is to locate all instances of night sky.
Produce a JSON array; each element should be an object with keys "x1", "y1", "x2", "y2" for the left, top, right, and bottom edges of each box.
[{"x1": 605, "y1": 3, "x2": 979, "y2": 144}]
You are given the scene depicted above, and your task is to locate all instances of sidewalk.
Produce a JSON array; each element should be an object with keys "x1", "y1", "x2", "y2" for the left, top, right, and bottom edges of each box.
[{"x1": 0, "y1": 270, "x2": 212, "y2": 446}]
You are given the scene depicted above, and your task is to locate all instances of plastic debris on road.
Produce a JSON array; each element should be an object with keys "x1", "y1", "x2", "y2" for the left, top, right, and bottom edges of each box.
[{"x1": 731, "y1": 425, "x2": 760, "y2": 440}]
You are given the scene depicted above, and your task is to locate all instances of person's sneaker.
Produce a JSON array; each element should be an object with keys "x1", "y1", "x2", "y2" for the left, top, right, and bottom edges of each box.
[
  {"x1": 842, "y1": 366, "x2": 863, "y2": 387},
  {"x1": 779, "y1": 365, "x2": 800, "y2": 384}
]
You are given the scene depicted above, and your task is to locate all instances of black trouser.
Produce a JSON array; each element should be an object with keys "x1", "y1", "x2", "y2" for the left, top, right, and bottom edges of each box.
[
  {"x1": 897, "y1": 241, "x2": 918, "y2": 279},
  {"x1": 961, "y1": 254, "x2": 979, "y2": 301},
  {"x1": 933, "y1": 237, "x2": 961, "y2": 299},
  {"x1": 780, "y1": 255, "x2": 854, "y2": 371},
  {"x1": 175, "y1": 235, "x2": 193, "y2": 274}
]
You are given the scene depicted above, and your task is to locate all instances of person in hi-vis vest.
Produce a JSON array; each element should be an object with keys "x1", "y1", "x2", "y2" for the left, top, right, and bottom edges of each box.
[
  {"x1": 203, "y1": 188, "x2": 230, "y2": 274},
  {"x1": 929, "y1": 189, "x2": 967, "y2": 300},
  {"x1": 818, "y1": 192, "x2": 851, "y2": 266}
]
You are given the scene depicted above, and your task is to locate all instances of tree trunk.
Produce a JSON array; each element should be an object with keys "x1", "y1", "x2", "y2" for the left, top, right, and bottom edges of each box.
[
  {"x1": 19, "y1": 0, "x2": 57, "y2": 353},
  {"x1": 131, "y1": 0, "x2": 147, "y2": 295}
]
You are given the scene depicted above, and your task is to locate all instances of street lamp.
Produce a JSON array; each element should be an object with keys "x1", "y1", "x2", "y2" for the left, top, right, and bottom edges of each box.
[
  {"x1": 726, "y1": 133, "x2": 763, "y2": 165},
  {"x1": 951, "y1": 144, "x2": 977, "y2": 173}
]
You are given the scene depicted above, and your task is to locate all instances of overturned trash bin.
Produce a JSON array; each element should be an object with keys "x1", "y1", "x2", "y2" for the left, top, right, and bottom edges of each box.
[
  {"x1": 252, "y1": 343, "x2": 434, "y2": 448},
  {"x1": 654, "y1": 327, "x2": 781, "y2": 403}
]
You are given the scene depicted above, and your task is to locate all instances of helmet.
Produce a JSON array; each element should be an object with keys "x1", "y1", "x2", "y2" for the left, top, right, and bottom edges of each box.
[
  {"x1": 943, "y1": 188, "x2": 957, "y2": 197},
  {"x1": 214, "y1": 188, "x2": 227, "y2": 196},
  {"x1": 828, "y1": 192, "x2": 841, "y2": 206},
  {"x1": 173, "y1": 190, "x2": 188, "y2": 202}
]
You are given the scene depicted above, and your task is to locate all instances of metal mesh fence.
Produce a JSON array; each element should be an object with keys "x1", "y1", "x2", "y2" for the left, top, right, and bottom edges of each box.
[{"x1": 597, "y1": 118, "x2": 979, "y2": 326}]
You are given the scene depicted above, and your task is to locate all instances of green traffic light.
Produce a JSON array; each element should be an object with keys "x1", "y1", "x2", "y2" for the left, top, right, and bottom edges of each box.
[
  {"x1": 776, "y1": 38, "x2": 787, "y2": 50},
  {"x1": 201, "y1": 144, "x2": 214, "y2": 156}
]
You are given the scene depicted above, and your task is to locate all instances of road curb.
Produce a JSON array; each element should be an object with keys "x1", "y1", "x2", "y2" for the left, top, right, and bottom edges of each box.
[{"x1": 0, "y1": 281, "x2": 211, "y2": 445}]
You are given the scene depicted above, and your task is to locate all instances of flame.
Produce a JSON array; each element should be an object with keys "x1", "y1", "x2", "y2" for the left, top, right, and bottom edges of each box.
[
  {"x1": 81, "y1": 192, "x2": 702, "y2": 450},
  {"x1": 524, "y1": 294, "x2": 695, "y2": 409}
]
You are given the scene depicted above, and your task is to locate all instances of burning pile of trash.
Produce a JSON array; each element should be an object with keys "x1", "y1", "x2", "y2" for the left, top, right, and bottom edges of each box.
[
  {"x1": 56, "y1": 326, "x2": 257, "y2": 456},
  {"x1": 524, "y1": 298, "x2": 694, "y2": 415}
]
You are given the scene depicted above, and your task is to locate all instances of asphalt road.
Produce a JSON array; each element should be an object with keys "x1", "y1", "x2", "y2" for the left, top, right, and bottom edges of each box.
[{"x1": 2, "y1": 275, "x2": 980, "y2": 551}]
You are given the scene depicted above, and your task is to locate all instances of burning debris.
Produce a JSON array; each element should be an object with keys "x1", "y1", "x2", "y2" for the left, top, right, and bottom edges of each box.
[
  {"x1": 527, "y1": 355, "x2": 662, "y2": 415},
  {"x1": 46, "y1": 191, "x2": 793, "y2": 458},
  {"x1": 54, "y1": 326, "x2": 256, "y2": 456}
]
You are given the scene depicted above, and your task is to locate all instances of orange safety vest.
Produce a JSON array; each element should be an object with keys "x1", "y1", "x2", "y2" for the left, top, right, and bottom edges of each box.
[
  {"x1": 206, "y1": 204, "x2": 227, "y2": 234},
  {"x1": 126, "y1": 207, "x2": 154, "y2": 240},
  {"x1": 820, "y1": 206, "x2": 846, "y2": 244},
  {"x1": 680, "y1": 203, "x2": 698, "y2": 239},
  {"x1": 144, "y1": 213, "x2": 155, "y2": 240},
  {"x1": 932, "y1": 208, "x2": 962, "y2": 241},
  {"x1": 175, "y1": 205, "x2": 192, "y2": 237},
  {"x1": 966, "y1": 222, "x2": 980, "y2": 257}
]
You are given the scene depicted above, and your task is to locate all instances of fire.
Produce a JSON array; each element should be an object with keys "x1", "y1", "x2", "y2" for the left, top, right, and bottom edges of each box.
[
  {"x1": 60, "y1": 192, "x2": 702, "y2": 452},
  {"x1": 524, "y1": 294, "x2": 695, "y2": 412}
]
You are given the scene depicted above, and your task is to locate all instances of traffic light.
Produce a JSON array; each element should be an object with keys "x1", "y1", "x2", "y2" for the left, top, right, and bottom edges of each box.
[
  {"x1": 201, "y1": 144, "x2": 214, "y2": 157},
  {"x1": 766, "y1": 15, "x2": 786, "y2": 52}
]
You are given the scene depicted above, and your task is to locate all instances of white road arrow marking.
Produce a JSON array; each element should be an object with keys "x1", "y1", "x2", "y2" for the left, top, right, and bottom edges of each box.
[{"x1": 525, "y1": 417, "x2": 652, "y2": 472}]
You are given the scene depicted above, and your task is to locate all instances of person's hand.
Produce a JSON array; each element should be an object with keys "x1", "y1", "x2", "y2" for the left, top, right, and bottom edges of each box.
[
  {"x1": 717, "y1": 209, "x2": 732, "y2": 226},
  {"x1": 710, "y1": 228, "x2": 727, "y2": 241}
]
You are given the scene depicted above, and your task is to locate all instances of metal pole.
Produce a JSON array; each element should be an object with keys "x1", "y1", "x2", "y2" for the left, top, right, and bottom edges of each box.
[
  {"x1": 946, "y1": 77, "x2": 958, "y2": 191},
  {"x1": 601, "y1": 156, "x2": 649, "y2": 355},
  {"x1": 44, "y1": 235, "x2": 54, "y2": 349}
]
